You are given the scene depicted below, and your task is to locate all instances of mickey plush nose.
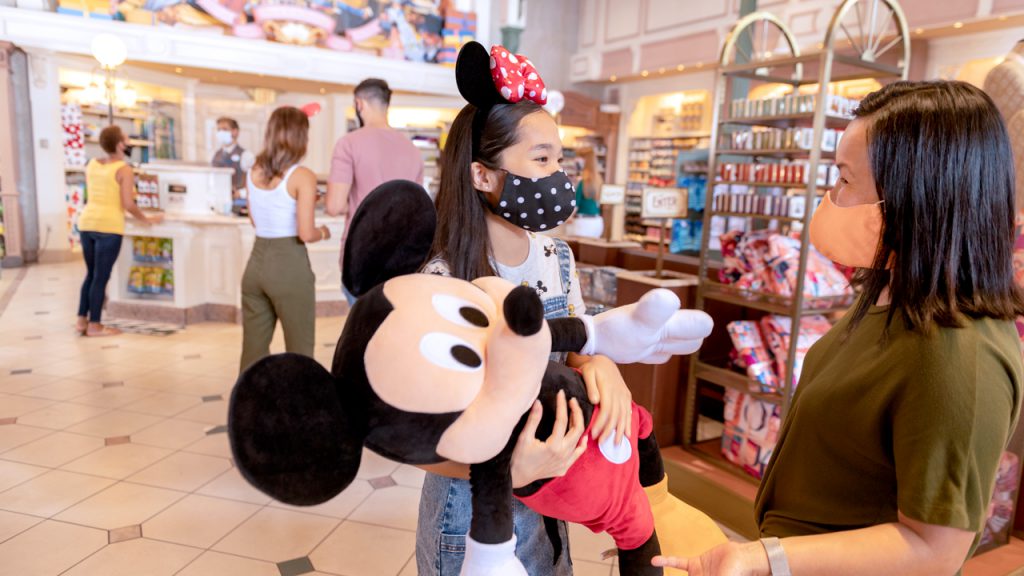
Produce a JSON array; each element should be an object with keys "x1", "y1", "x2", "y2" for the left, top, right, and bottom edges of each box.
[{"x1": 503, "y1": 285, "x2": 544, "y2": 336}]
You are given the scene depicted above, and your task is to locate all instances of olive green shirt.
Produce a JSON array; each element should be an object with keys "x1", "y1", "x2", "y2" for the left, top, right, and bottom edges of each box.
[{"x1": 755, "y1": 305, "x2": 1022, "y2": 565}]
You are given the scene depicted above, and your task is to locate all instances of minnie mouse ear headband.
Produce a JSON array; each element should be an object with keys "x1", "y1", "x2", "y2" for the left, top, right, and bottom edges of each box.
[{"x1": 456, "y1": 41, "x2": 548, "y2": 156}]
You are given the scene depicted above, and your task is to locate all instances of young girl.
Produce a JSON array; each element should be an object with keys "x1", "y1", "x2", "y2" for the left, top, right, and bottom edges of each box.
[
  {"x1": 416, "y1": 45, "x2": 634, "y2": 575},
  {"x1": 240, "y1": 106, "x2": 331, "y2": 372}
]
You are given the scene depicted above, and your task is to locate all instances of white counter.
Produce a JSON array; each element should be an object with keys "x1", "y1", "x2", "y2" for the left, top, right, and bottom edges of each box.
[{"x1": 108, "y1": 212, "x2": 347, "y2": 325}]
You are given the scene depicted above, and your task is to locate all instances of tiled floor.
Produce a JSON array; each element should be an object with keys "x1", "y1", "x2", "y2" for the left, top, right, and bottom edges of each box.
[{"x1": 0, "y1": 261, "x2": 654, "y2": 575}]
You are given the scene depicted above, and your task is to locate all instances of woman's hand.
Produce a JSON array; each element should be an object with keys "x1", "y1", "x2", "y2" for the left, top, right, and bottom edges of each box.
[
  {"x1": 146, "y1": 213, "x2": 165, "y2": 225},
  {"x1": 578, "y1": 355, "x2": 632, "y2": 445},
  {"x1": 652, "y1": 542, "x2": 770, "y2": 576},
  {"x1": 318, "y1": 225, "x2": 332, "y2": 242},
  {"x1": 510, "y1": 390, "x2": 587, "y2": 489}
]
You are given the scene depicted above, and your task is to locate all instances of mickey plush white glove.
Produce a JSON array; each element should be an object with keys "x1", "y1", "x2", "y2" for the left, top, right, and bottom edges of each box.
[
  {"x1": 580, "y1": 289, "x2": 713, "y2": 364},
  {"x1": 460, "y1": 535, "x2": 528, "y2": 576}
]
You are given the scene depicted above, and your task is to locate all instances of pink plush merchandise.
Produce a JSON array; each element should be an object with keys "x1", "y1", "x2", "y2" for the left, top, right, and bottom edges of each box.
[
  {"x1": 726, "y1": 321, "x2": 779, "y2": 393},
  {"x1": 719, "y1": 230, "x2": 852, "y2": 301},
  {"x1": 760, "y1": 315, "x2": 832, "y2": 390},
  {"x1": 978, "y1": 451, "x2": 1021, "y2": 552},
  {"x1": 721, "y1": 389, "x2": 782, "y2": 479}
]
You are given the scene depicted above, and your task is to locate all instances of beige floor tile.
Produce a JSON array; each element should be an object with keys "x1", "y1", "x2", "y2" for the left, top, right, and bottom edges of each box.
[
  {"x1": 398, "y1": 556, "x2": 417, "y2": 576},
  {"x1": 355, "y1": 448, "x2": 401, "y2": 480},
  {"x1": 309, "y1": 520, "x2": 416, "y2": 576},
  {"x1": 0, "y1": 470, "x2": 114, "y2": 517},
  {"x1": 1, "y1": 431, "x2": 104, "y2": 467},
  {"x1": 568, "y1": 522, "x2": 616, "y2": 566},
  {"x1": 62, "y1": 536, "x2": 201, "y2": 576},
  {"x1": 391, "y1": 465, "x2": 427, "y2": 489},
  {"x1": 182, "y1": 433, "x2": 232, "y2": 459},
  {"x1": 0, "y1": 460, "x2": 49, "y2": 492},
  {"x1": 0, "y1": 509, "x2": 43, "y2": 543},
  {"x1": 0, "y1": 424, "x2": 53, "y2": 453},
  {"x1": 127, "y1": 452, "x2": 231, "y2": 492},
  {"x1": 174, "y1": 400, "x2": 228, "y2": 425},
  {"x1": 65, "y1": 410, "x2": 164, "y2": 438},
  {"x1": 175, "y1": 551, "x2": 280, "y2": 576},
  {"x1": 31, "y1": 358, "x2": 102, "y2": 379},
  {"x1": 15, "y1": 402, "x2": 111, "y2": 430},
  {"x1": 166, "y1": 377, "x2": 233, "y2": 398},
  {"x1": 69, "y1": 386, "x2": 158, "y2": 409},
  {"x1": 195, "y1": 468, "x2": 271, "y2": 505},
  {"x1": 143, "y1": 494, "x2": 260, "y2": 548},
  {"x1": 56, "y1": 481, "x2": 185, "y2": 530},
  {"x1": 0, "y1": 373, "x2": 60, "y2": 395},
  {"x1": 72, "y1": 364, "x2": 159, "y2": 385},
  {"x1": 121, "y1": 392, "x2": 201, "y2": 417},
  {"x1": 573, "y1": 559, "x2": 614, "y2": 576},
  {"x1": 122, "y1": 370, "x2": 203, "y2": 392},
  {"x1": 212, "y1": 506, "x2": 339, "y2": 563},
  {"x1": 269, "y1": 479, "x2": 373, "y2": 520},
  {"x1": 347, "y1": 485, "x2": 421, "y2": 532},
  {"x1": 19, "y1": 379, "x2": 104, "y2": 401},
  {"x1": 0, "y1": 520, "x2": 107, "y2": 576},
  {"x1": 132, "y1": 418, "x2": 208, "y2": 450},
  {"x1": 0, "y1": 395, "x2": 55, "y2": 418},
  {"x1": 61, "y1": 443, "x2": 174, "y2": 479}
]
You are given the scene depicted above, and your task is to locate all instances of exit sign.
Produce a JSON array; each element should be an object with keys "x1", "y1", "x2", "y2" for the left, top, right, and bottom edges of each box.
[{"x1": 641, "y1": 187, "x2": 688, "y2": 219}]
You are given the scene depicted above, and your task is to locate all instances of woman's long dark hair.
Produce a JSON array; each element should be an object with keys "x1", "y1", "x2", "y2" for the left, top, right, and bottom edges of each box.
[
  {"x1": 430, "y1": 101, "x2": 544, "y2": 281},
  {"x1": 254, "y1": 106, "x2": 308, "y2": 181},
  {"x1": 847, "y1": 80, "x2": 1024, "y2": 334}
]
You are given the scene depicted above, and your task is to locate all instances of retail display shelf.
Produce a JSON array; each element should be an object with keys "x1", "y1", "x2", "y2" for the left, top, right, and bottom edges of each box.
[
  {"x1": 694, "y1": 361, "x2": 783, "y2": 405},
  {"x1": 702, "y1": 283, "x2": 854, "y2": 316},
  {"x1": 710, "y1": 210, "x2": 803, "y2": 223},
  {"x1": 720, "y1": 113, "x2": 851, "y2": 129},
  {"x1": 713, "y1": 180, "x2": 832, "y2": 190},
  {"x1": 64, "y1": 165, "x2": 86, "y2": 173},
  {"x1": 686, "y1": 440, "x2": 763, "y2": 487},
  {"x1": 662, "y1": 445, "x2": 759, "y2": 539},
  {"x1": 81, "y1": 107, "x2": 149, "y2": 121},
  {"x1": 715, "y1": 148, "x2": 836, "y2": 159}
]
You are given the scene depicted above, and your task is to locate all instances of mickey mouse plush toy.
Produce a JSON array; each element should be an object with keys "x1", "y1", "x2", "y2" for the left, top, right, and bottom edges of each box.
[{"x1": 229, "y1": 174, "x2": 726, "y2": 575}]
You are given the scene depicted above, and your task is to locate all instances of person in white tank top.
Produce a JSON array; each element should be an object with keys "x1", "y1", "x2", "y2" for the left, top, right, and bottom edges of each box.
[{"x1": 240, "y1": 106, "x2": 331, "y2": 372}]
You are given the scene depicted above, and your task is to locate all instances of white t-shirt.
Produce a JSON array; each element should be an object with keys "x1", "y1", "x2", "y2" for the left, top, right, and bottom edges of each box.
[{"x1": 422, "y1": 232, "x2": 587, "y2": 318}]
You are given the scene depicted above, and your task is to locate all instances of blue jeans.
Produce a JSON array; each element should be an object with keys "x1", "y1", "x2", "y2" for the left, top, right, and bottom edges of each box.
[
  {"x1": 78, "y1": 231, "x2": 123, "y2": 324},
  {"x1": 342, "y1": 284, "x2": 357, "y2": 307},
  {"x1": 416, "y1": 473, "x2": 572, "y2": 575}
]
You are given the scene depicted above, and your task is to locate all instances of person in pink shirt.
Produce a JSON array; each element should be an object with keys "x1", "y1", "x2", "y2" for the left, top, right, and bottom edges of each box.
[{"x1": 326, "y1": 78, "x2": 424, "y2": 305}]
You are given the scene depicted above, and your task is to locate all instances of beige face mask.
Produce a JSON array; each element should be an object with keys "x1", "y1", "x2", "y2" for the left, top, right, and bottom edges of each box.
[{"x1": 809, "y1": 189, "x2": 886, "y2": 269}]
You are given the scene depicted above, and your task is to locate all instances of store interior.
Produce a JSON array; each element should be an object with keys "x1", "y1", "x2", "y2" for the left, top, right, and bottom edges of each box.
[{"x1": 3, "y1": 0, "x2": 1024, "y2": 574}]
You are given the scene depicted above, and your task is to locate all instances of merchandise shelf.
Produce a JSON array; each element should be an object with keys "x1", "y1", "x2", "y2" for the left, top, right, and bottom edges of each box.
[
  {"x1": 715, "y1": 149, "x2": 836, "y2": 159},
  {"x1": 702, "y1": 282, "x2": 854, "y2": 316},
  {"x1": 713, "y1": 180, "x2": 832, "y2": 190},
  {"x1": 709, "y1": 210, "x2": 803, "y2": 223},
  {"x1": 719, "y1": 112, "x2": 852, "y2": 129},
  {"x1": 693, "y1": 361, "x2": 783, "y2": 405}
]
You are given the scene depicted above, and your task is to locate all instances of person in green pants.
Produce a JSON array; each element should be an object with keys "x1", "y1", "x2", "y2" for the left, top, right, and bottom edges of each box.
[{"x1": 240, "y1": 106, "x2": 332, "y2": 373}]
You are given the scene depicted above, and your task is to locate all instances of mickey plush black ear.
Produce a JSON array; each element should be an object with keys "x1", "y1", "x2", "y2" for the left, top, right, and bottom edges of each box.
[
  {"x1": 342, "y1": 179, "x2": 436, "y2": 298},
  {"x1": 456, "y1": 40, "x2": 501, "y2": 109},
  {"x1": 228, "y1": 353, "x2": 364, "y2": 506}
]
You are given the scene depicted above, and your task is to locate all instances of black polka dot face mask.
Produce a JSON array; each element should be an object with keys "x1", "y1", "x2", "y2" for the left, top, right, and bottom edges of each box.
[{"x1": 489, "y1": 169, "x2": 577, "y2": 231}]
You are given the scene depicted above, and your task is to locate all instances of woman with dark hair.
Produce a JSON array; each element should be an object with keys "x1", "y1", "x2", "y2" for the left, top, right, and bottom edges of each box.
[
  {"x1": 76, "y1": 124, "x2": 162, "y2": 337},
  {"x1": 656, "y1": 81, "x2": 1024, "y2": 576},
  {"x1": 239, "y1": 106, "x2": 331, "y2": 372},
  {"x1": 568, "y1": 146, "x2": 604, "y2": 238},
  {"x1": 416, "y1": 52, "x2": 635, "y2": 573}
]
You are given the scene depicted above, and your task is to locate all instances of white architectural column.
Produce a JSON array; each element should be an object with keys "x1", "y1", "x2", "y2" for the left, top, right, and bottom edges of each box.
[
  {"x1": 182, "y1": 78, "x2": 199, "y2": 163},
  {"x1": 25, "y1": 48, "x2": 68, "y2": 261}
]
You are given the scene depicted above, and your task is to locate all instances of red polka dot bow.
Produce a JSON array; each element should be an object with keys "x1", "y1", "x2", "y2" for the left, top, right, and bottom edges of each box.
[{"x1": 489, "y1": 45, "x2": 548, "y2": 106}]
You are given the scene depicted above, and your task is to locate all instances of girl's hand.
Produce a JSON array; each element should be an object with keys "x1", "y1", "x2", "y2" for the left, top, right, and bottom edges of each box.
[
  {"x1": 579, "y1": 355, "x2": 632, "y2": 446},
  {"x1": 510, "y1": 391, "x2": 587, "y2": 489},
  {"x1": 652, "y1": 542, "x2": 770, "y2": 576}
]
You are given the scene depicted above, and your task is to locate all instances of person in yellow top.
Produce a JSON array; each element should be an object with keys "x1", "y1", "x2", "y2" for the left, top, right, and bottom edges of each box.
[{"x1": 76, "y1": 125, "x2": 162, "y2": 337}]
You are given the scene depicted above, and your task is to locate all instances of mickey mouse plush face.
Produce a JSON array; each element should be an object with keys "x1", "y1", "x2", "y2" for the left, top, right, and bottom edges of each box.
[{"x1": 362, "y1": 274, "x2": 551, "y2": 464}]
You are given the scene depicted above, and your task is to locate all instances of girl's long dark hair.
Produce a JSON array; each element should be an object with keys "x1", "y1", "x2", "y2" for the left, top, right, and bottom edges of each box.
[
  {"x1": 254, "y1": 106, "x2": 308, "y2": 181},
  {"x1": 430, "y1": 101, "x2": 544, "y2": 281},
  {"x1": 846, "y1": 80, "x2": 1024, "y2": 334}
]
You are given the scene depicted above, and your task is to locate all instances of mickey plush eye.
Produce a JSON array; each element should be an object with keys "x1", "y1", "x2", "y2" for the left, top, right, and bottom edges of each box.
[
  {"x1": 432, "y1": 294, "x2": 490, "y2": 329},
  {"x1": 420, "y1": 332, "x2": 483, "y2": 372}
]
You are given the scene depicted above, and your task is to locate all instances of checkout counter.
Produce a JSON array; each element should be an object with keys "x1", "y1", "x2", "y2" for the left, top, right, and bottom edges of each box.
[{"x1": 106, "y1": 162, "x2": 345, "y2": 325}]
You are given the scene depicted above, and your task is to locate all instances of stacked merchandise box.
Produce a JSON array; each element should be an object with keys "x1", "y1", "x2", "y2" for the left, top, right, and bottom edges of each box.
[
  {"x1": 62, "y1": 104, "x2": 86, "y2": 168},
  {"x1": 721, "y1": 388, "x2": 781, "y2": 479},
  {"x1": 127, "y1": 237, "x2": 174, "y2": 297},
  {"x1": 134, "y1": 174, "x2": 161, "y2": 210},
  {"x1": 437, "y1": 9, "x2": 476, "y2": 66},
  {"x1": 65, "y1": 178, "x2": 86, "y2": 251}
]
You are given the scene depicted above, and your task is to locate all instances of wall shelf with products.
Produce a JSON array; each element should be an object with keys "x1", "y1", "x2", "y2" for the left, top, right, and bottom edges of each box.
[{"x1": 671, "y1": 4, "x2": 911, "y2": 540}]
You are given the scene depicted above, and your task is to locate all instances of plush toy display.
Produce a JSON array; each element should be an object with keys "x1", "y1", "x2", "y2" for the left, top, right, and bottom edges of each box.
[{"x1": 228, "y1": 174, "x2": 725, "y2": 575}]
